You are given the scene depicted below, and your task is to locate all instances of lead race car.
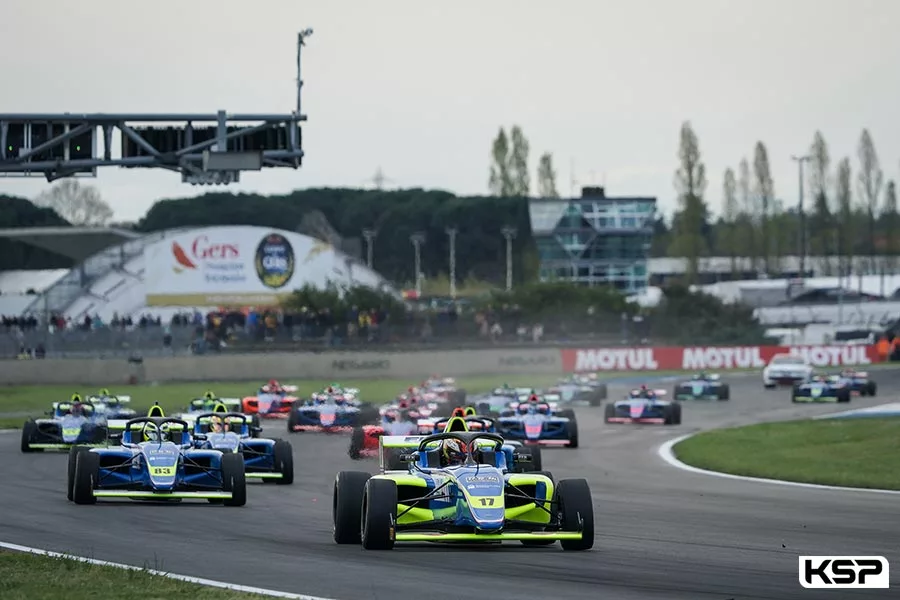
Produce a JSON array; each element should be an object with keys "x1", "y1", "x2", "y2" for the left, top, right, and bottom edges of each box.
[
  {"x1": 191, "y1": 412, "x2": 293, "y2": 484},
  {"x1": 604, "y1": 386, "x2": 681, "y2": 425},
  {"x1": 21, "y1": 396, "x2": 109, "y2": 453},
  {"x1": 333, "y1": 431, "x2": 594, "y2": 550},
  {"x1": 792, "y1": 374, "x2": 851, "y2": 403},
  {"x1": 68, "y1": 416, "x2": 246, "y2": 506},
  {"x1": 672, "y1": 373, "x2": 730, "y2": 401}
]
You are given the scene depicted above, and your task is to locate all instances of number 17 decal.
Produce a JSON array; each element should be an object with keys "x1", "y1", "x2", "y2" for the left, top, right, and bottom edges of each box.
[{"x1": 477, "y1": 498, "x2": 496, "y2": 506}]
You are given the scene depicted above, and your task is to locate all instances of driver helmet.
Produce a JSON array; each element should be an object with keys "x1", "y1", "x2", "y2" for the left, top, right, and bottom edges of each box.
[
  {"x1": 99, "y1": 388, "x2": 111, "y2": 397},
  {"x1": 209, "y1": 415, "x2": 228, "y2": 433},
  {"x1": 142, "y1": 423, "x2": 161, "y2": 442},
  {"x1": 71, "y1": 400, "x2": 85, "y2": 416},
  {"x1": 528, "y1": 392, "x2": 540, "y2": 402},
  {"x1": 326, "y1": 386, "x2": 335, "y2": 394},
  {"x1": 267, "y1": 379, "x2": 280, "y2": 390},
  {"x1": 398, "y1": 399, "x2": 410, "y2": 409},
  {"x1": 383, "y1": 410, "x2": 397, "y2": 423},
  {"x1": 440, "y1": 438, "x2": 468, "y2": 467}
]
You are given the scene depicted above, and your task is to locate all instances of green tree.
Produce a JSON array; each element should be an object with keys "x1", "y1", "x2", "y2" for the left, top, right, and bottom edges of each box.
[
  {"x1": 807, "y1": 131, "x2": 835, "y2": 274},
  {"x1": 508, "y1": 125, "x2": 531, "y2": 197},
  {"x1": 536, "y1": 152, "x2": 559, "y2": 198},
  {"x1": 882, "y1": 180, "x2": 899, "y2": 273},
  {"x1": 834, "y1": 157, "x2": 854, "y2": 279},
  {"x1": 33, "y1": 180, "x2": 113, "y2": 226},
  {"x1": 721, "y1": 167, "x2": 739, "y2": 277},
  {"x1": 488, "y1": 128, "x2": 513, "y2": 196},
  {"x1": 668, "y1": 121, "x2": 709, "y2": 284},
  {"x1": 855, "y1": 129, "x2": 883, "y2": 273},
  {"x1": 752, "y1": 142, "x2": 775, "y2": 275},
  {"x1": 736, "y1": 157, "x2": 756, "y2": 273}
]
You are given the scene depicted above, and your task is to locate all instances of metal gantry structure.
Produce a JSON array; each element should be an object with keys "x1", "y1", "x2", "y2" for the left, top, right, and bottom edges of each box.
[{"x1": 0, "y1": 29, "x2": 313, "y2": 185}]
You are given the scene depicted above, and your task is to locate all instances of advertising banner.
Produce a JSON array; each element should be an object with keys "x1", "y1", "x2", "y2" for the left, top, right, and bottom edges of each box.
[
  {"x1": 143, "y1": 226, "x2": 387, "y2": 306},
  {"x1": 561, "y1": 344, "x2": 880, "y2": 372}
]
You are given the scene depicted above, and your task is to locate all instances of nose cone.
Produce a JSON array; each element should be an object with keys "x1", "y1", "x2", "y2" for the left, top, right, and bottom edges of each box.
[
  {"x1": 629, "y1": 403, "x2": 645, "y2": 418},
  {"x1": 524, "y1": 423, "x2": 542, "y2": 439}
]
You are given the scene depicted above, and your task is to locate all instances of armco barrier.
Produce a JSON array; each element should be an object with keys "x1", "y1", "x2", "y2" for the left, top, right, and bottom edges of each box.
[{"x1": 0, "y1": 348, "x2": 563, "y2": 385}]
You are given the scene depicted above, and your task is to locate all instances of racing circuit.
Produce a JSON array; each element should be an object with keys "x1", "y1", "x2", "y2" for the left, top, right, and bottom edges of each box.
[{"x1": 2, "y1": 371, "x2": 899, "y2": 599}]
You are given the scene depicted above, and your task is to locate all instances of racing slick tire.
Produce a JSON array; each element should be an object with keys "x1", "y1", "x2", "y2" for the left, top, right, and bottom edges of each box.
[
  {"x1": 717, "y1": 384, "x2": 730, "y2": 401},
  {"x1": 603, "y1": 403, "x2": 615, "y2": 423},
  {"x1": 273, "y1": 439, "x2": 294, "y2": 485},
  {"x1": 764, "y1": 383, "x2": 776, "y2": 389},
  {"x1": 866, "y1": 381, "x2": 877, "y2": 396},
  {"x1": 566, "y1": 419, "x2": 579, "y2": 448},
  {"x1": 557, "y1": 478, "x2": 594, "y2": 551},
  {"x1": 348, "y1": 426, "x2": 365, "y2": 460},
  {"x1": 333, "y1": 471, "x2": 371, "y2": 544},
  {"x1": 250, "y1": 415, "x2": 261, "y2": 438},
  {"x1": 221, "y1": 452, "x2": 247, "y2": 506},
  {"x1": 67, "y1": 445, "x2": 89, "y2": 501},
  {"x1": 287, "y1": 410, "x2": 300, "y2": 434},
  {"x1": 665, "y1": 403, "x2": 682, "y2": 425},
  {"x1": 837, "y1": 389, "x2": 851, "y2": 403},
  {"x1": 361, "y1": 478, "x2": 397, "y2": 550},
  {"x1": 557, "y1": 409, "x2": 576, "y2": 421},
  {"x1": 20, "y1": 419, "x2": 38, "y2": 453},
  {"x1": 357, "y1": 405, "x2": 381, "y2": 426},
  {"x1": 72, "y1": 451, "x2": 100, "y2": 505}
]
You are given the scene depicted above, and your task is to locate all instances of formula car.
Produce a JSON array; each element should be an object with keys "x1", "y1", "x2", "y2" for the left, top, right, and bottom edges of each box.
[
  {"x1": 241, "y1": 380, "x2": 300, "y2": 418},
  {"x1": 604, "y1": 387, "x2": 681, "y2": 425},
  {"x1": 85, "y1": 389, "x2": 138, "y2": 419},
  {"x1": 829, "y1": 369, "x2": 877, "y2": 396},
  {"x1": 175, "y1": 394, "x2": 262, "y2": 436},
  {"x1": 67, "y1": 416, "x2": 246, "y2": 505},
  {"x1": 347, "y1": 407, "x2": 419, "y2": 460},
  {"x1": 380, "y1": 391, "x2": 446, "y2": 419},
  {"x1": 420, "y1": 376, "x2": 467, "y2": 404},
  {"x1": 471, "y1": 385, "x2": 533, "y2": 415},
  {"x1": 333, "y1": 431, "x2": 594, "y2": 550},
  {"x1": 673, "y1": 373, "x2": 730, "y2": 401},
  {"x1": 792, "y1": 374, "x2": 851, "y2": 403},
  {"x1": 288, "y1": 392, "x2": 379, "y2": 433},
  {"x1": 192, "y1": 412, "x2": 293, "y2": 484},
  {"x1": 495, "y1": 396, "x2": 579, "y2": 447},
  {"x1": 552, "y1": 374, "x2": 608, "y2": 406},
  {"x1": 21, "y1": 399, "x2": 108, "y2": 453}
]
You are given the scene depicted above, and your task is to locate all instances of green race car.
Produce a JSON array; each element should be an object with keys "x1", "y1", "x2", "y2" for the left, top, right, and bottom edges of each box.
[{"x1": 332, "y1": 431, "x2": 594, "y2": 550}]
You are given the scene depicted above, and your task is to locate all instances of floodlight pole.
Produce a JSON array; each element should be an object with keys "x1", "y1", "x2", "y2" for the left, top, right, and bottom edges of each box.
[
  {"x1": 501, "y1": 226, "x2": 517, "y2": 291},
  {"x1": 362, "y1": 228, "x2": 376, "y2": 269},
  {"x1": 446, "y1": 227, "x2": 458, "y2": 298},
  {"x1": 297, "y1": 28, "x2": 314, "y2": 118},
  {"x1": 410, "y1": 232, "x2": 426, "y2": 295}
]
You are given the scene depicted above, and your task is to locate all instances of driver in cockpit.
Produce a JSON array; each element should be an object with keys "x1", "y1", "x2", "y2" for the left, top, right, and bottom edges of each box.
[
  {"x1": 631, "y1": 385, "x2": 655, "y2": 399},
  {"x1": 438, "y1": 438, "x2": 468, "y2": 467},
  {"x1": 209, "y1": 415, "x2": 230, "y2": 434}
]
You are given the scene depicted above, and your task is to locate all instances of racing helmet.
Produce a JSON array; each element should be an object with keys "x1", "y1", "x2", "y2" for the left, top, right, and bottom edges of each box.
[
  {"x1": 209, "y1": 415, "x2": 228, "y2": 433},
  {"x1": 440, "y1": 438, "x2": 468, "y2": 466},
  {"x1": 99, "y1": 388, "x2": 110, "y2": 396},
  {"x1": 71, "y1": 401, "x2": 84, "y2": 416},
  {"x1": 142, "y1": 422, "x2": 161, "y2": 442},
  {"x1": 451, "y1": 407, "x2": 466, "y2": 418}
]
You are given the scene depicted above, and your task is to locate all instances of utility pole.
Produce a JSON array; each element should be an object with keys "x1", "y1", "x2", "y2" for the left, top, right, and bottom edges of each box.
[
  {"x1": 410, "y1": 232, "x2": 426, "y2": 296},
  {"x1": 791, "y1": 154, "x2": 811, "y2": 281},
  {"x1": 501, "y1": 226, "x2": 517, "y2": 291},
  {"x1": 297, "y1": 29, "x2": 314, "y2": 117},
  {"x1": 362, "y1": 228, "x2": 376, "y2": 269},
  {"x1": 446, "y1": 227, "x2": 458, "y2": 298}
]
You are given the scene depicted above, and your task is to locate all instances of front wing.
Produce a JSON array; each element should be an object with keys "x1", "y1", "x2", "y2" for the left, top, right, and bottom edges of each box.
[{"x1": 91, "y1": 490, "x2": 234, "y2": 500}]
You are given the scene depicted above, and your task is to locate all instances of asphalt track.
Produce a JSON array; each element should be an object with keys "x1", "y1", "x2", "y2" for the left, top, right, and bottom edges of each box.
[{"x1": 2, "y1": 372, "x2": 900, "y2": 600}]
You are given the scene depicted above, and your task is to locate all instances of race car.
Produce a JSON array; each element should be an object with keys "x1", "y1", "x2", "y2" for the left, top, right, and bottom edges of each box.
[
  {"x1": 471, "y1": 385, "x2": 533, "y2": 415},
  {"x1": 288, "y1": 392, "x2": 379, "y2": 433},
  {"x1": 68, "y1": 415, "x2": 246, "y2": 506},
  {"x1": 191, "y1": 412, "x2": 293, "y2": 484},
  {"x1": 379, "y1": 391, "x2": 445, "y2": 420},
  {"x1": 828, "y1": 369, "x2": 877, "y2": 396},
  {"x1": 763, "y1": 353, "x2": 813, "y2": 388},
  {"x1": 552, "y1": 374, "x2": 608, "y2": 406},
  {"x1": 309, "y1": 384, "x2": 362, "y2": 406},
  {"x1": 792, "y1": 374, "x2": 851, "y2": 403},
  {"x1": 21, "y1": 397, "x2": 109, "y2": 453},
  {"x1": 672, "y1": 373, "x2": 730, "y2": 401},
  {"x1": 85, "y1": 389, "x2": 138, "y2": 419},
  {"x1": 420, "y1": 376, "x2": 466, "y2": 404},
  {"x1": 333, "y1": 431, "x2": 594, "y2": 550},
  {"x1": 604, "y1": 387, "x2": 681, "y2": 425},
  {"x1": 348, "y1": 407, "x2": 423, "y2": 460},
  {"x1": 495, "y1": 395, "x2": 579, "y2": 447},
  {"x1": 174, "y1": 393, "x2": 262, "y2": 436},
  {"x1": 241, "y1": 380, "x2": 300, "y2": 418}
]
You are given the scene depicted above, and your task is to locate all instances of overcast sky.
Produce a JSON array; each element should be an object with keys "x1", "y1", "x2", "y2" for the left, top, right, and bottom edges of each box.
[{"x1": 3, "y1": 0, "x2": 899, "y2": 223}]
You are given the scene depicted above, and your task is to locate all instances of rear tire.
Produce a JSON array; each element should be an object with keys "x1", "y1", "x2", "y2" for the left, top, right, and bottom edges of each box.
[
  {"x1": 20, "y1": 420, "x2": 37, "y2": 453},
  {"x1": 361, "y1": 478, "x2": 397, "y2": 550},
  {"x1": 67, "y1": 445, "x2": 88, "y2": 501},
  {"x1": 557, "y1": 478, "x2": 594, "y2": 551},
  {"x1": 273, "y1": 439, "x2": 294, "y2": 485},
  {"x1": 287, "y1": 410, "x2": 299, "y2": 433},
  {"x1": 348, "y1": 426, "x2": 365, "y2": 460},
  {"x1": 867, "y1": 381, "x2": 877, "y2": 396},
  {"x1": 837, "y1": 390, "x2": 851, "y2": 403},
  {"x1": 73, "y1": 451, "x2": 99, "y2": 505},
  {"x1": 333, "y1": 471, "x2": 371, "y2": 544},
  {"x1": 567, "y1": 419, "x2": 579, "y2": 448},
  {"x1": 717, "y1": 384, "x2": 730, "y2": 400},
  {"x1": 666, "y1": 403, "x2": 682, "y2": 425},
  {"x1": 604, "y1": 403, "x2": 615, "y2": 423},
  {"x1": 221, "y1": 453, "x2": 247, "y2": 506}
]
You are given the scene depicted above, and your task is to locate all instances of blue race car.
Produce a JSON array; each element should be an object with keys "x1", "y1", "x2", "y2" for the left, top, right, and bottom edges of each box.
[
  {"x1": 288, "y1": 393, "x2": 379, "y2": 433},
  {"x1": 495, "y1": 396, "x2": 578, "y2": 447},
  {"x1": 672, "y1": 373, "x2": 730, "y2": 401},
  {"x1": 829, "y1": 369, "x2": 877, "y2": 396},
  {"x1": 604, "y1": 387, "x2": 681, "y2": 425},
  {"x1": 191, "y1": 411, "x2": 293, "y2": 484},
  {"x1": 67, "y1": 416, "x2": 246, "y2": 506},
  {"x1": 792, "y1": 374, "x2": 851, "y2": 403},
  {"x1": 21, "y1": 397, "x2": 108, "y2": 453},
  {"x1": 332, "y1": 431, "x2": 594, "y2": 550},
  {"x1": 85, "y1": 389, "x2": 138, "y2": 419},
  {"x1": 176, "y1": 393, "x2": 262, "y2": 437}
]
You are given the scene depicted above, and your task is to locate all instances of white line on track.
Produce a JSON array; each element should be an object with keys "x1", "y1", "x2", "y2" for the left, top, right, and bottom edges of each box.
[
  {"x1": 0, "y1": 541, "x2": 337, "y2": 600},
  {"x1": 657, "y1": 433, "x2": 900, "y2": 495}
]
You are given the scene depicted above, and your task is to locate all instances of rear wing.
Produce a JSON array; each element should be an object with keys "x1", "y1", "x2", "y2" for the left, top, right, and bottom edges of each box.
[
  {"x1": 282, "y1": 385, "x2": 299, "y2": 393},
  {"x1": 706, "y1": 374, "x2": 720, "y2": 381}
]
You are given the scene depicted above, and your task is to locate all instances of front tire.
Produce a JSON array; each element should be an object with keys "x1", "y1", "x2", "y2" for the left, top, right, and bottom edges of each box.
[
  {"x1": 557, "y1": 478, "x2": 594, "y2": 551},
  {"x1": 348, "y1": 427, "x2": 365, "y2": 460},
  {"x1": 20, "y1": 420, "x2": 37, "y2": 453},
  {"x1": 361, "y1": 478, "x2": 397, "y2": 550},
  {"x1": 221, "y1": 453, "x2": 247, "y2": 506},
  {"x1": 73, "y1": 451, "x2": 100, "y2": 505},
  {"x1": 273, "y1": 439, "x2": 294, "y2": 485},
  {"x1": 67, "y1": 445, "x2": 88, "y2": 501},
  {"x1": 333, "y1": 471, "x2": 371, "y2": 544},
  {"x1": 566, "y1": 420, "x2": 579, "y2": 448}
]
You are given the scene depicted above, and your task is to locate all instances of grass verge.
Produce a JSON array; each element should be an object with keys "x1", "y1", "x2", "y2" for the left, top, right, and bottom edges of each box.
[
  {"x1": 673, "y1": 417, "x2": 900, "y2": 490},
  {"x1": 0, "y1": 550, "x2": 272, "y2": 600}
]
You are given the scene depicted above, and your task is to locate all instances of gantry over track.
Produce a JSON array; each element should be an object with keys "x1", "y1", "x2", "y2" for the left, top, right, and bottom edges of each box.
[{"x1": 0, "y1": 30, "x2": 313, "y2": 185}]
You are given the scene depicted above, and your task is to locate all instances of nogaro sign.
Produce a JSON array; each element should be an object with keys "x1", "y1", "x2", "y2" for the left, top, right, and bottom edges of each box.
[{"x1": 144, "y1": 226, "x2": 385, "y2": 307}]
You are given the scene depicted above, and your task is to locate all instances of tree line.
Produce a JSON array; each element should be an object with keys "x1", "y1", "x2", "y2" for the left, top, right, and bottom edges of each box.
[{"x1": 663, "y1": 123, "x2": 900, "y2": 282}]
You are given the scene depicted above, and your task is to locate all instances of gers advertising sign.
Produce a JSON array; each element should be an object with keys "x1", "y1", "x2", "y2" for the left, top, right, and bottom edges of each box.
[{"x1": 144, "y1": 226, "x2": 376, "y2": 307}]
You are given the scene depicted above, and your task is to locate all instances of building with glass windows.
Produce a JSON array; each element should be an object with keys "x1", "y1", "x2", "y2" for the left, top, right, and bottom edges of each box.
[{"x1": 528, "y1": 186, "x2": 656, "y2": 292}]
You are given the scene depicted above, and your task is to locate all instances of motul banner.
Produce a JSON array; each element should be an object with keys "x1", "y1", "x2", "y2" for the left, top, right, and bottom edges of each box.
[{"x1": 561, "y1": 345, "x2": 880, "y2": 373}]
